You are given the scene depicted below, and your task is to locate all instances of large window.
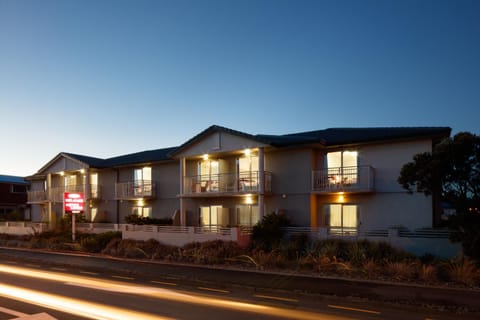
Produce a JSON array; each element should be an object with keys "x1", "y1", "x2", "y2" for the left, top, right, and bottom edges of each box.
[
  {"x1": 134, "y1": 167, "x2": 152, "y2": 196},
  {"x1": 200, "y1": 205, "x2": 222, "y2": 227},
  {"x1": 236, "y1": 204, "x2": 258, "y2": 226},
  {"x1": 325, "y1": 204, "x2": 358, "y2": 235},
  {"x1": 90, "y1": 173, "x2": 98, "y2": 198},
  {"x1": 327, "y1": 151, "x2": 358, "y2": 185},
  {"x1": 132, "y1": 206, "x2": 152, "y2": 218},
  {"x1": 64, "y1": 175, "x2": 77, "y2": 192},
  {"x1": 237, "y1": 155, "x2": 259, "y2": 191},
  {"x1": 198, "y1": 160, "x2": 219, "y2": 192}
]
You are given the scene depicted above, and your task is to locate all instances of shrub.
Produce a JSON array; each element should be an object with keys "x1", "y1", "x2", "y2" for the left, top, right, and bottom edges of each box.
[
  {"x1": 419, "y1": 264, "x2": 438, "y2": 284},
  {"x1": 384, "y1": 261, "x2": 417, "y2": 281},
  {"x1": 442, "y1": 257, "x2": 479, "y2": 286},
  {"x1": 124, "y1": 214, "x2": 173, "y2": 225},
  {"x1": 250, "y1": 212, "x2": 292, "y2": 251},
  {"x1": 79, "y1": 231, "x2": 122, "y2": 253}
]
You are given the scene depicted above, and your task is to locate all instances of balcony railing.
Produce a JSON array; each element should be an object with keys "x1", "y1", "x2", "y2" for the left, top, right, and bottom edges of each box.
[
  {"x1": 27, "y1": 184, "x2": 102, "y2": 204},
  {"x1": 312, "y1": 166, "x2": 375, "y2": 193},
  {"x1": 183, "y1": 171, "x2": 272, "y2": 195},
  {"x1": 27, "y1": 190, "x2": 47, "y2": 203},
  {"x1": 115, "y1": 180, "x2": 156, "y2": 200}
]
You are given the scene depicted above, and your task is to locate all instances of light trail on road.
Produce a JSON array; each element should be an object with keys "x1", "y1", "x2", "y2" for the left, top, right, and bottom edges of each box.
[
  {"x1": 0, "y1": 283, "x2": 173, "y2": 320},
  {"x1": 0, "y1": 263, "x2": 354, "y2": 320}
]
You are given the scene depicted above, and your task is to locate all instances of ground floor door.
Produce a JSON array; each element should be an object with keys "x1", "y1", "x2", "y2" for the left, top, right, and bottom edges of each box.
[
  {"x1": 325, "y1": 204, "x2": 358, "y2": 235},
  {"x1": 235, "y1": 204, "x2": 259, "y2": 227}
]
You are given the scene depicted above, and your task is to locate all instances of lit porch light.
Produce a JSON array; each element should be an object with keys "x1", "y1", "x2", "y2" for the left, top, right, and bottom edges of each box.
[
  {"x1": 80, "y1": 169, "x2": 85, "y2": 174},
  {"x1": 137, "y1": 199, "x2": 144, "y2": 206},
  {"x1": 202, "y1": 154, "x2": 209, "y2": 160},
  {"x1": 245, "y1": 194, "x2": 253, "y2": 204},
  {"x1": 244, "y1": 148, "x2": 251, "y2": 156},
  {"x1": 337, "y1": 192, "x2": 345, "y2": 203},
  {"x1": 59, "y1": 171, "x2": 65, "y2": 176}
]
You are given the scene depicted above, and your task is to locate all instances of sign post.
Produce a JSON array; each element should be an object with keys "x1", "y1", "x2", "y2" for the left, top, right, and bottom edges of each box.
[{"x1": 64, "y1": 192, "x2": 84, "y2": 241}]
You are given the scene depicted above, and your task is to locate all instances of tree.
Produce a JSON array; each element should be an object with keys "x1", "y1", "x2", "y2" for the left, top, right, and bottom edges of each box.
[{"x1": 398, "y1": 132, "x2": 480, "y2": 261}]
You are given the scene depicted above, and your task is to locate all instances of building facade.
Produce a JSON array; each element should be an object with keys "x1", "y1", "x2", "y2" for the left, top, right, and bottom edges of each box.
[
  {"x1": 0, "y1": 175, "x2": 29, "y2": 220},
  {"x1": 26, "y1": 125, "x2": 451, "y2": 234}
]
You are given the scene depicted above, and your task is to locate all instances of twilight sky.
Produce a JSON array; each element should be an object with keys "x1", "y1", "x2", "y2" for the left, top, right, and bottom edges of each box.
[{"x1": 1, "y1": 0, "x2": 479, "y2": 176}]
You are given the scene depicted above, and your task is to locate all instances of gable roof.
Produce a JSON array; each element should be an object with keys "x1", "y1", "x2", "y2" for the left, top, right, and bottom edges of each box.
[
  {"x1": 169, "y1": 125, "x2": 271, "y2": 156},
  {"x1": 171, "y1": 124, "x2": 452, "y2": 153},
  {"x1": 62, "y1": 152, "x2": 107, "y2": 168},
  {"x1": 28, "y1": 125, "x2": 452, "y2": 176}
]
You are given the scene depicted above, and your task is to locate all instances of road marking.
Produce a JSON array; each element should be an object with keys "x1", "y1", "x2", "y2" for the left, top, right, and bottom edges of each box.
[
  {"x1": 198, "y1": 286, "x2": 230, "y2": 293},
  {"x1": 50, "y1": 267, "x2": 67, "y2": 271},
  {"x1": 328, "y1": 304, "x2": 381, "y2": 315},
  {"x1": 151, "y1": 280, "x2": 178, "y2": 286},
  {"x1": 111, "y1": 275, "x2": 134, "y2": 280},
  {"x1": 254, "y1": 294, "x2": 298, "y2": 303},
  {"x1": 0, "y1": 306, "x2": 28, "y2": 317},
  {"x1": 79, "y1": 271, "x2": 99, "y2": 275}
]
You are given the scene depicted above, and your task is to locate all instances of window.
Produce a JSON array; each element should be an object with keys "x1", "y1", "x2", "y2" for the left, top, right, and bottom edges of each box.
[
  {"x1": 132, "y1": 206, "x2": 152, "y2": 218},
  {"x1": 134, "y1": 167, "x2": 152, "y2": 196},
  {"x1": 237, "y1": 155, "x2": 259, "y2": 191},
  {"x1": 326, "y1": 151, "x2": 358, "y2": 185},
  {"x1": 90, "y1": 207, "x2": 98, "y2": 222},
  {"x1": 325, "y1": 204, "x2": 358, "y2": 235},
  {"x1": 11, "y1": 184, "x2": 27, "y2": 193},
  {"x1": 64, "y1": 175, "x2": 77, "y2": 192},
  {"x1": 200, "y1": 205, "x2": 222, "y2": 227},
  {"x1": 197, "y1": 160, "x2": 219, "y2": 192},
  {"x1": 90, "y1": 173, "x2": 99, "y2": 198},
  {"x1": 236, "y1": 204, "x2": 258, "y2": 226}
]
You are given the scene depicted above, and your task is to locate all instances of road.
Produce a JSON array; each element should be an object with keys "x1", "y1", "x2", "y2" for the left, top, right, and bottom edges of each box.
[{"x1": 0, "y1": 248, "x2": 477, "y2": 319}]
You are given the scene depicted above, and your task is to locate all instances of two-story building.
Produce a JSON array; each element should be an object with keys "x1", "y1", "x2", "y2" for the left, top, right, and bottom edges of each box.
[{"x1": 26, "y1": 125, "x2": 451, "y2": 235}]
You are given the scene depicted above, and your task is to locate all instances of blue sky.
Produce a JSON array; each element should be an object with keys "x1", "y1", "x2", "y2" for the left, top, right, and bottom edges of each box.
[{"x1": 1, "y1": 0, "x2": 479, "y2": 176}]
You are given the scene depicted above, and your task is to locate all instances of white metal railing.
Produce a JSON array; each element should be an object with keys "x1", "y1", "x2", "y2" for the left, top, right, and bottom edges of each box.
[
  {"x1": 312, "y1": 166, "x2": 375, "y2": 193},
  {"x1": 28, "y1": 185, "x2": 101, "y2": 203},
  {"x1": 27, "y1": 190, "x2": 47, "y2": 203},
  {"x1": 115, "y1": 180, "x2": 156, "y2": 199},
  {"x1": 0, "y1": 222, "x2": 454, "y2": 241},
  {"x1": 183, "y1": 171, "x2": 272, "y2": 194}
]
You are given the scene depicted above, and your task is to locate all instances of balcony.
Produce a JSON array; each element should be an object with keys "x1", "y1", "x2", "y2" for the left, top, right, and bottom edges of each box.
[
  {"x1": 27, "y1": 184, "x2": 102, "y2": 204},
  {"x1": 312, "y1": 166, "x2": 375, "y2": 194},
  {"x1": 115, "y1": 180, "x2": 156, "y2": 200},
  {"x1": 183, "y1": 171, "x2": 272, "y2": 196},
  {"x1": 27, "y1": 190, "x2": 47, "y2": 204}
]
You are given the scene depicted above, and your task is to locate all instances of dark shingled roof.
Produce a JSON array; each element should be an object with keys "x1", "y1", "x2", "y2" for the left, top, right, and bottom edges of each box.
[
  {"x1": 171, "y1": 125, "x2": 452, "y2": 152},
  {"x1": 104, "y1": 147, "x2": 178, "y2": 167},
  {"x1": 62, "y1": 147, "x2": 178, "y2": 168},
  {"x1": 35, "y1": 126, "x2": 451, "y2": 173},
  {"x1": 258, "y1": 127, "x2": 452, "y2": 147}
]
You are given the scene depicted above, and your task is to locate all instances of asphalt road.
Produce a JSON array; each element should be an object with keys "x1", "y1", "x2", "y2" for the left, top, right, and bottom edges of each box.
[{"x1": 0, "y1": 247, "x2": 478, "y2": 320}]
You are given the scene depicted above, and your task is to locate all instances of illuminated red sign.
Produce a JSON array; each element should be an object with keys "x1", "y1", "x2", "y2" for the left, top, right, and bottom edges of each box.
[{"x1": 64, "y1": 192, "x2": 84, "y2": 213}]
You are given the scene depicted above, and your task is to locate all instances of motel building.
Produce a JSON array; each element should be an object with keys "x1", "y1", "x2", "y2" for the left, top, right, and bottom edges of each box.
[{"x1": 26, "y1": 125, "x2": 453, "y2": 255}]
